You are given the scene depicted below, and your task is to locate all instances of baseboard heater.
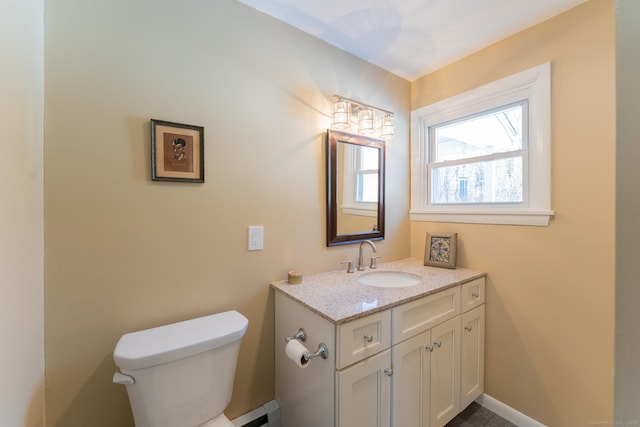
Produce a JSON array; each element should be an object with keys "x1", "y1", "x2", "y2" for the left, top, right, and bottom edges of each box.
[{"x1": 231, "y1": 400, "x2": 281, "y2": 427}]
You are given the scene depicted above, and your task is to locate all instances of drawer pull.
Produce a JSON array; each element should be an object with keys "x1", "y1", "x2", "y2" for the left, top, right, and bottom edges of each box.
[
  {"x1": 364, "y1": 334, "x2": 374, "y2": 343},
  {"x1": 433, "y1": 340, "x2": 442, "y2": 348},
  {"x1": 472, "y1": 291, "x2": 479, "y2": 298},
  {"x1": 464, "y1": 325, "x2": 473, "y2": 332},
  {"x1": 384, "y1": 367, "x2": 393, "y2": 377},
  {"x1": 425, "y1": 345, "x2": 434, "y2": 352}
]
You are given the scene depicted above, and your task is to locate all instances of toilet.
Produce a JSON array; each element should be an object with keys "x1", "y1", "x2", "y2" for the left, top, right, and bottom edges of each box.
[{"x1": 113, "y1": 310, "x2": 249, "y2": 427}]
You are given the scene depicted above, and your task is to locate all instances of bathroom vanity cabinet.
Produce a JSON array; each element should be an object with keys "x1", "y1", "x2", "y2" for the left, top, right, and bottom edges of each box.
[
  {"x1": 272, "y1": 258, "x2": 485, "y2": 427},
  {"x1": 391, "y1": 279, "x2": 485, "y2": 427}
]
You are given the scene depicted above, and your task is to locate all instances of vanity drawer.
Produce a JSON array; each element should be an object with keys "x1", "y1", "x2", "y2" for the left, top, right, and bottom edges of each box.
[
  {"x1": 337, "y1": 310, "x2": 391, "y2": 370},
  {"x1": 462, "y1": 277, "x2": 485, "y2": 312},
  {"x1": 392, "y1": 286, "x2": 460, "y2": 344}
]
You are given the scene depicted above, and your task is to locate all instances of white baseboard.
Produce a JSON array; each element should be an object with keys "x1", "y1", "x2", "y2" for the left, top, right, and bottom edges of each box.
[
  {"x1": 234, "y1": 395, "x2": 537, "y2": 427},
  {"x1": 231, "y1": 399, "x2": 280, "y2": 427},
  {"x1": 476, "y1": 394, "x2": 547, "y2": 427},
  {"x1": 264, "y1": 400, "x2": 281, "y2": 427}
]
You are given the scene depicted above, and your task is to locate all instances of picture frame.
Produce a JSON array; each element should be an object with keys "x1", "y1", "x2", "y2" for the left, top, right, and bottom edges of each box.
[
  {"x1": 424, "y1": 232, "x2": 457, "y2": 269},
  {"x1": 151, "y1": 119, "x2": 204, "y2": 182}
]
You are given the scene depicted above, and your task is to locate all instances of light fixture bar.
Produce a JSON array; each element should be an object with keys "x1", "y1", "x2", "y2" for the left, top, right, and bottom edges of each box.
[
  {"x1": 331, "y1": 94, "x2": 395, "y2": 138},
  {"x1": 333, "y1": 94, "x2": 394, "y2": 116}
]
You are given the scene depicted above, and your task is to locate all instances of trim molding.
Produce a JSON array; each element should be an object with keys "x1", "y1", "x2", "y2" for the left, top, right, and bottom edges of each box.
[
  {"x1": 476, "y1": 393, "x2": 547, "y2": 427},
  {"x1": 231, "y1": 399, "x2": 281, "y2": 427},
  {"x1": 410, "y1": 209, "x2": 554, "y2": 226}
]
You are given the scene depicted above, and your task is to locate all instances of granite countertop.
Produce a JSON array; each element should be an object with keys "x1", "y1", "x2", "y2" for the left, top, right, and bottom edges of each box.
[{"x1": 271, "y1": 257, "x2": 486, "y2": 324}]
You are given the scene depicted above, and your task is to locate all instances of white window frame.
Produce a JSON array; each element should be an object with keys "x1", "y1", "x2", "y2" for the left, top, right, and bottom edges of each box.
[{"x1": 410, "y1": 62, "x2": 553, "y2": 226}]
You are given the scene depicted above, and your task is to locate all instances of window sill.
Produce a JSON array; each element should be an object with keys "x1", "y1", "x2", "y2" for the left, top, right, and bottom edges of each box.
[
  {"x1": 341, "y1": 205, "x2": 377, "y2": 217},
  {"x1": 409, "y1": 209, "x2": 554, "y2": 226}
]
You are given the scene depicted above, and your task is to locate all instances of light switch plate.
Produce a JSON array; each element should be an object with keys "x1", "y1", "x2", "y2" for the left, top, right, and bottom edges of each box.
[{"x1": 248, "y1": 226, "x2": 263, "y2": 251}]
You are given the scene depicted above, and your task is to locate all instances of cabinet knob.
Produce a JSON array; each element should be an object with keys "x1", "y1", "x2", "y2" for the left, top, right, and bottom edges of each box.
[
  {"x1": 425, "y1": 345, "x2": 434, "y2": 352},
  {"x1": 465, "y1": 325, "x2": 473, "y2": 332},
  {"x1": 433, "y1": 340, "x2": 442, "y2": 348},
  {"x1": 384, "y1": 367, "x2": 393, "y2": 377},
  {"x1": 364, "y1": 334, "x2": 374, "y2": 343},
  {"x1": 472, "y1": 291, "x2": 479, "y2": 298}
]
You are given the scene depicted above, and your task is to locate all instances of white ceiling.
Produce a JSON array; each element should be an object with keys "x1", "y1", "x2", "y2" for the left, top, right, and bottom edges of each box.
[{"x1": 236, "y1": 0, "x2": 586, "y2": 81}]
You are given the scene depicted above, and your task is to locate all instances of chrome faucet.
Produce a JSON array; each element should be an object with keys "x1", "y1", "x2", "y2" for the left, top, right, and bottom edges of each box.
[{"x1": 357, "y1": 240, "x2": 377, "y2": 271}]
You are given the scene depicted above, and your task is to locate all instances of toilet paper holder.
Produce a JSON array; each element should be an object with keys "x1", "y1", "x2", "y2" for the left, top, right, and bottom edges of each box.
[
  {"x1": 285, "y1": 327, "x2": 329, "y2": 362},
  {"x1": 285, "y1": 327, "x2": 307, "y2": 343},
  {"x1": 304, "y1": 342, "x2": 329, "y2": 361}
]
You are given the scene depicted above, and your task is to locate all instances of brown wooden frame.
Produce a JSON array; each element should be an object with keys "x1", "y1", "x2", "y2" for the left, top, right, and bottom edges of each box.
[
  {"x1": 326, "y1": 129, "x2": 385, "y2": 246},
  {"x1": 151, "y1": 119, "x2": 204, "y2": 183}
]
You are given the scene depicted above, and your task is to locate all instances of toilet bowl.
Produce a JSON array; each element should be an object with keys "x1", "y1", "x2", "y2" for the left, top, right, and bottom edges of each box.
[{"x1": 113, "y1": 310, "x2": 248, "y2": 427}]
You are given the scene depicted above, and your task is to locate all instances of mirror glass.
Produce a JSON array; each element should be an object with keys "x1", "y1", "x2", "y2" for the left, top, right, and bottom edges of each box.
[{"x1": 327, "y1": 130, "x2": 385, "y2": 246}]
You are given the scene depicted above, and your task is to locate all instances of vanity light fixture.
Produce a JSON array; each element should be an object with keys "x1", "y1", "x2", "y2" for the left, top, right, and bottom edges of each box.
[{"x1": 331, "y1": 94, "x2": 395, "y2": 139}]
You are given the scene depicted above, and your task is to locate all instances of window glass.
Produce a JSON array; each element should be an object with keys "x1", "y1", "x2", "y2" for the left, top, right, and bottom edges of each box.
[
  {"x1": 429, "y1": 101, "x2": 526, "y2": 206},
  {"x1": 357, "y1": 174, "x2": 378, "y2": 203},
  {"x1": 359, "y1": 145, "x2": 379, "y2": 170},
  {"x1": 434, "y1": 102, "x2": 525, "y2": 162},
  {"x1": 431, "y1": 157, "x2": 523, "y2": 204},
  {"x1": 355, "y1": 146, "x2": 379, "y2": 203}
]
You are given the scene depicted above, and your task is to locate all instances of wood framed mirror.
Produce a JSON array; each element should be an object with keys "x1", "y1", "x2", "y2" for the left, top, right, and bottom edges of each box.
[{"x1": 327, "y1": 129, "x2": 385, "y2": 246}]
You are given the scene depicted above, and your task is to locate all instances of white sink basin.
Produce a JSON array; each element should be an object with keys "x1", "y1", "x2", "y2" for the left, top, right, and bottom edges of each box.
[{"x1": 358, "y1": 271, "x2": 423, "y2": 288}]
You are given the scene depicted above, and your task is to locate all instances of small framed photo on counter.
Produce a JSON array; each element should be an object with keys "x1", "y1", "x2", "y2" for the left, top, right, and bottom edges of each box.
[
  {"x1": 151, "y1": 119, "x2": 204, "y2": 183},
  {"x1": 424, "y1": 232, "x2": 457, "y2": 269}
]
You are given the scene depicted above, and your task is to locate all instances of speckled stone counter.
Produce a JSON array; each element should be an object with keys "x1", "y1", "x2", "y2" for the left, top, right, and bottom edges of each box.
[{"x1": 271, "y1": 257, "x2": 486, "y2": 324}]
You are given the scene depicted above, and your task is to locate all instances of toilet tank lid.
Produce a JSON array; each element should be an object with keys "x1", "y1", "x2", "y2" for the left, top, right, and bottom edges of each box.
[{"x1": 113, "y1": 310, "x2": 248, "y2": 370}]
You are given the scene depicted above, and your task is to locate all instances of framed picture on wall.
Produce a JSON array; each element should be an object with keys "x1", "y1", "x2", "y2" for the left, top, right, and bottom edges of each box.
[
  {"x1": 151, "y1": 119, "x2": 204, "y2": 182},
  {"x1": 424, "y1": 232, "x2": 458, "y2": 269}
]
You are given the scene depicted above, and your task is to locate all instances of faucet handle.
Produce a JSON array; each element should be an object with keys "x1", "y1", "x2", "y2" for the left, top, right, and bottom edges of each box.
[
  {"x1": 370, "y1": 256, "x2": 381, "y2": 269},
  {"x1": 341, "y1": 260, "x2": 355, "y2": 273}
]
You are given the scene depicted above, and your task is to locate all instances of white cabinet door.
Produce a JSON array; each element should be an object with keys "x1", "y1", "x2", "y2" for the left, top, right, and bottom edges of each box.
[
  {"x1": 336, "y1": 349, "x2": 391, "y2": 427},
  {"x1": 461, "y1": 305, "x2": 485, "y2": 409},
  {"x1": 392, "y1": 331, "x2": 430, "y2": 427},
  {"x1": 429, "y1": 316, "x2": 461, "y2": 427}
]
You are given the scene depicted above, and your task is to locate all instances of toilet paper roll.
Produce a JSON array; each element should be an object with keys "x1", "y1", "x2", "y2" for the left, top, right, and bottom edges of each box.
[{"x1": 285, "y1": 339, "x2": 310, "y2": 368}]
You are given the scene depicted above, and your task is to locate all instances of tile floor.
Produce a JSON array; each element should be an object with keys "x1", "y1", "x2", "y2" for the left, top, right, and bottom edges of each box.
[{"x1": 445, "y1": 402, "x2": 518, "y2": 427}]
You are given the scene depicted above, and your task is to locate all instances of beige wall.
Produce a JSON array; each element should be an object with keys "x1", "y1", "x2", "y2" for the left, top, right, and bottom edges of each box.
[
  {"x1": 44, "y1": 0, "x2": 410, "y2": 425},
  {"x1": 411, "y1": 1, "x2": 615, "y2": 425},
  {"x1": 615, "y1": 0, "x2": 640, "y2": 422},
  {"x1": 0, "y1": 0, "x2": 45, "y2": 426}
]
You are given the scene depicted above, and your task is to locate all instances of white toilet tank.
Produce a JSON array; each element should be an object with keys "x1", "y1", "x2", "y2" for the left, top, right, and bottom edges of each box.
[{"x1": 113, "y1": 310, "x2": 249, "y2": 427}]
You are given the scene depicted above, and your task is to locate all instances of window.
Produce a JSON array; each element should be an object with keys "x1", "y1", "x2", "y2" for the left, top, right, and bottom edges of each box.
[
  {"x1": 342, "y1": 143, "x2": 379, "y2": 217},
  {"x1": 410, "y1": 63, "x2": 553, "y2": 226},
  {"x1": 431, "y1": 101, "x2": 526, "y2": 205},
  {"x1": 355, "y1": 145, "x2": 379, "y2": 204}
]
